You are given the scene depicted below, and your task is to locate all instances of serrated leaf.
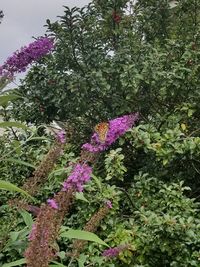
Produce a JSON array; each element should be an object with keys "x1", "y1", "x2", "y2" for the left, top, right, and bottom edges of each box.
[
  {"x1": 92, "y1": 174, "x2": 102, "y2": 192},
  {"x1": 60, "y1": 229, "x2": 109, "y2": 247}
]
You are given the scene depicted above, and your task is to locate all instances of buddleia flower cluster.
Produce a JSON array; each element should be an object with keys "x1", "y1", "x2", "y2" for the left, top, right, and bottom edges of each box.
[
  {"x1": 0, "y1": 37, "x2": 54, "y2": 78},
  {"x1": 82, "y1": 113, "x2": 139, "y2": 152},
  {"x1": 25, "y1": 114, "x2": 139, "y2": 266}
]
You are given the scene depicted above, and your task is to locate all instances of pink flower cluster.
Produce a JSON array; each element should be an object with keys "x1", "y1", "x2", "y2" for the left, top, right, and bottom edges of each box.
[
  {"x1": 82, "y1": 113, "x2": 139, "y2": 153},
  {"x1": 102, "y1": 244, "x2": 128, "y2": 258},
  {"x1": 56, "y1": 130, "x2": 66, "y2": 144},
  {"x1": 47, "y1": 199, "x2": 58, "y2": 209},
  {"x1": 0, "y1": 37, "x2": 54, "y2": 77},
  {"x1": 62, "y1": 163, "x2": 92, "y2": 192}
]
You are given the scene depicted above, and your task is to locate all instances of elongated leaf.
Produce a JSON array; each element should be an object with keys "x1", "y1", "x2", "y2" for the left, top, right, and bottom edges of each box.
[
  {"x1": 50, "y1": 262, "x2": 66, "y2": 267},
  {"x1": 92, "y1": 174, "x2": 102, "y2": 192},
  {"x1": 19, "y1": 210, "x2": 33, "y2": 228},
  {"x1": 0, "y1": 180, "x2": 35, "y2": 201},
  {"x1": 3, "y1": 158, "x2": 36, "y2": 169},
  {"x1": 27, "y1": 137, "x2": 48, "y2": 141},
  {"x1": 0, "y1": 94, "x2": 20, "y2": 106},
  {"x1": 75, "y1": 192, "x2": 89, "y2": 203},
  {"x1": 60, "y1": 229, "x2": 109, "y2": 247},
  {"x1": 0, "y1": 121, "x2": 28, "y2": 130},
  {"x1": 2, "y1": 258, "x2": 26, "y2": 267}
]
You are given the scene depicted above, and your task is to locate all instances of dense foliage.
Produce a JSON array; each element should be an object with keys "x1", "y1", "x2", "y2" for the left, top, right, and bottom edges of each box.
[{"x1": 0, "y1": 0, "x2": 200, "y2": 266}]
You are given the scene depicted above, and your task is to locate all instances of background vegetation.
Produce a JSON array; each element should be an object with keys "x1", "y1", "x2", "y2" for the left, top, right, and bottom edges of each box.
[{"x1": 0, "y1": 0, "x2": 200, "y2": 266}]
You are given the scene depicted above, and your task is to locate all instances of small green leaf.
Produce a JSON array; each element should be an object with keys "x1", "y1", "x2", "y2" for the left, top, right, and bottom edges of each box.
[
  {"x1": 19, "y1": 210, "x2": 33, "y2": 228},
  {"x1": 75, "y1": 192, "x2": 89, "y2": 203},
  {"x1": 2, "y1": 258, "x2": 26, "y2": 267},
  {"x1": 50, "y1": 262, "x2": 66, "y2": 267},
  {"x1": 92, "y1": 174, "x2": 102, "y2": 192},
  {"x1": 0, "y1": 94, "x2": 21, "y2": 106},
  {"x1": 0, "y1": 121, "x2": 28, "y2": 130},
  {"x1": 0, "y1": 180, "x2": 35, "y2": 201},
  {"x1": 60, "y1": 229, "x2": 109, "y2": 247}
]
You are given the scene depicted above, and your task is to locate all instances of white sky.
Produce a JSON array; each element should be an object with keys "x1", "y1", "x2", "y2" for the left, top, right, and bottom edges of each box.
[{"x1": 0, "y1": 0, "x2": 91, "y2": 65}]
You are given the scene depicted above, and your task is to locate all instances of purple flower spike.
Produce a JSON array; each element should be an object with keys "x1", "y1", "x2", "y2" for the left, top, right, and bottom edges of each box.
[
  {"x1": 28, "y1": 223, "x2": 37, "y2": 241},
  {"x1": 102, "y1": 244, "x2": 128, "y2": 258},
  {"x1": 0, "y1": 37, "x2": 54, "y2": 78},
  {"x1": 62, "y1": 163, "x2": 92, "y2": 192},
  {"x1": 82, "y1": 113, "x2": 139, "y2": 153},
  {"x1": 56, "y1": 130, "x2": 66, "y2": 144},
  {"x1": 47, "y1": 199, "x2": 58, "y2": 209},
  {"x1": 106, "y1": 200, "x2": 112, "y2": 209}
]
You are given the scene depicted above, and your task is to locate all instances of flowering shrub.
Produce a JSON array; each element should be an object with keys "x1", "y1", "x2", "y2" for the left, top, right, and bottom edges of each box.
[
  {"x1": 82, "y1": 113, "x2": 139, "y2": 152},
  {"x1": 0, "y1": 37, "x2": 54, "y2": 77}
]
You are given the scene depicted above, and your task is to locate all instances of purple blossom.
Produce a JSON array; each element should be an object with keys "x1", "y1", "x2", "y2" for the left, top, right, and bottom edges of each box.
[
  {"x1": 62, "y1": 163, "x2": 92, "y2": 192},
  {"x1": 56, "y1": 130, "x2": 66, "y2": 144},
  {"x1": 102, "y1": 244, "x2": 128, "y2": 258},
  {"x1": 105, "y1": 200, "x2": 112, "y2": 209},
  {"x1": 28, "y1": 224, "x2": 37, "y2": 241},
  {"x1": 47, "y1": 199, "x2": 58, "y2": 209},
  {"x1": 0, "y1": 37, "x2": 54, "y2": 77},
  {"x1": 82, "y1": 113, "x2": 139, "y2": 153}
]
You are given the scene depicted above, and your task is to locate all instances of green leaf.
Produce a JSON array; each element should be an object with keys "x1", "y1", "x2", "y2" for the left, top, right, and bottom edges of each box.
[
  {"x1": 19, "y1": 210, "x2": 33, "y2": 228},
  {"x1": 50, "y1": 262, "x2": 66, "y2": 267},
  {"x1": 75, "y1": 192, "x2": 89, "y2": 203},
  {"x1": 2, "y1": 258, "x2": 26, "y2": 267},
  {"x1": 3, "y1": 158, "x2": 36, "y2": 169},
  {"x1": 0, "y1": 94, "x2": 21, "y2": 106},
  {"x1": 60, "y1": 229, "x2": 109, "y2": 247},
  {"x1": 0, "y1": 180, "x2": 35, "y2": 201},
  {"x1": 78, "y1": 254, "x2": 87, "y2": 267},
  {"x1": 0, "y1": 121, "x2": 28, "y2": 130},
  {"x1": 92, "y1": 174, "x2": 102, "y2": 192}
]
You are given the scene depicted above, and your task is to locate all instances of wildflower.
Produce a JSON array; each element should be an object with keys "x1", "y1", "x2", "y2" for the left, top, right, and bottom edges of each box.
[
  {"x1": 105, "y1": 200, "x2": 112, "y2": 209},
  {"x1": 62, "y1": 163, "x2": 92, "y2": 192},
  {"x1": 82, "y1": 113, "x2": 139, "y2": 152},
  {"x1": 102, "y1": 244, "x2": 128, "y2": 258},
  {"x1": 56, "y1": 130, "x2": 66, "y2": 144},
  {"x1": 0, "y1": 37, "x2": 54, "y2": 77},
  {"x1": 47, "y1": 199, "x2": 58, "y2": 209}
]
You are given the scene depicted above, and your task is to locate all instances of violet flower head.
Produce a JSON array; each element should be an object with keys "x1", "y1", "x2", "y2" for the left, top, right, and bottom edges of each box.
[
  {"x1": 56, "y1": 130, "x2": 66, "y2": 144},
  {"x1": 105, "y1": 200, "x2": 112, "y2": 209},
  {"x1": 0, "y1": 37, "x2": 54, "y2": 77},
  {"x1": 102, "y1": 244, "x2": 128, "y2": 258},
  {"x1": 47, "y1": 199, "x2": 58, "y2": 209},
  {"x1": 28, "y1": 223, "x2": 37, "y2": 241},
  {"x1": 82, "y1": 113, "x2": 139, "y2": 153},
  {"x1": 62, "y1": 163, "x2": 92, "y2": 192}
]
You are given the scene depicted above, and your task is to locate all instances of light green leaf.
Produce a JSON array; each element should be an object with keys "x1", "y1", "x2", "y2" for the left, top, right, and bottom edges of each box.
[
  {"x1": 19, "y1": 210, "x2": 33, "y2": 228},
  {"x1": 3, "y1": 158, "x2": 36, "y2": 169},
  {"x1": 60, "y1": 229, "x2": 109, "y2": 247},
  {"x1": 78, "y1": 254, "x2": 87, "y2": 267},
  {"x1": 92, "y1": 174, "x2": 102, "y2": 192},
  {"x1": 75, "y1": 192, "x2": 89, "y2": 203},
  {"x1": 0, "y1": 94, "x2": 21, "y2": 106},
  {"x1": 0, "y1": 121, "x2": 28, "y2": 130},
  {"x1": 50, "y1": 262, "x2": 66, "y2": 267},
  {"x1": 0, "y1": 180, "x2": 35, "y2": 201},
  {"x1": 2, "y1": 258, "x2": 26, "y2": 267}
]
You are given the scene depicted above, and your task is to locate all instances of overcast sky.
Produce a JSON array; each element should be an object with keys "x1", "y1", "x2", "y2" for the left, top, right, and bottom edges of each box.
[{"x1": 0, "y1": 0, "x2": 91, "y2": 65}]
